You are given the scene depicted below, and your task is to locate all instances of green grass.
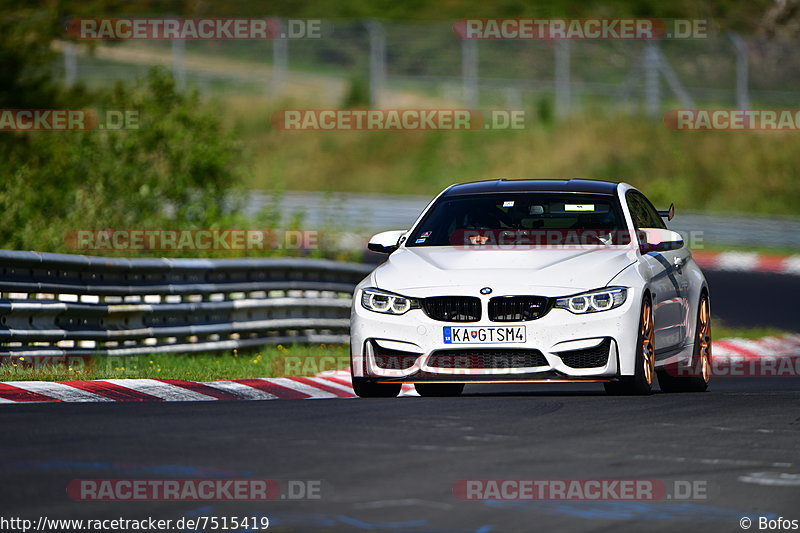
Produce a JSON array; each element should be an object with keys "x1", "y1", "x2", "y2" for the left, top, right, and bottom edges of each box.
[
  {"x1": 0, "y1": 344, "x2": 349, "y2": 382},
  {"x1": 238, "y1": 103, "x2": 800, "y2": 217},
  {"x1": 712, "y1": 322, "x2": 793, "y2": 341},
  {"x1": 1, "y1": 324, "x2": 795, "y2": 382},
  {"x1": 695, "y1": 243, "x2": 800, "y2": 257}
]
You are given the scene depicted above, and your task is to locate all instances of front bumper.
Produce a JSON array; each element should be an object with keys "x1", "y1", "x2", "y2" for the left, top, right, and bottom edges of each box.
[{"x1": 351, "y1": 286, "x2": 641, "y2": 381}]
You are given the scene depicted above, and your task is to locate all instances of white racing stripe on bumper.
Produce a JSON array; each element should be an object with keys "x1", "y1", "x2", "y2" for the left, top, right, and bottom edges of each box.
[
  {"x1": 103, "y1": 379, "x2": 217, "y2": 401},
  {"x1": 8, "y1": 381, "x2": 113, "y2": 402}
]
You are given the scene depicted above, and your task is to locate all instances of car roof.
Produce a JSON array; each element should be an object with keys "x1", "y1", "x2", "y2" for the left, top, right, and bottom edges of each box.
[{"x1": 442, "y1": 179, "x2": 620, "y2": 196}]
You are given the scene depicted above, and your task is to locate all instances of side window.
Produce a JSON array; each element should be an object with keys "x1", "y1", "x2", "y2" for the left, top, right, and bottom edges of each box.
[
  {"x1": 626, "y1": 191, "x2": 665, "y2": 229},
  {"x1": 626, "y1": 191, "x2": 648, "y2": 228},
  {"x1": 640, "y1": 194, "x2": 667, "y2": 229}
]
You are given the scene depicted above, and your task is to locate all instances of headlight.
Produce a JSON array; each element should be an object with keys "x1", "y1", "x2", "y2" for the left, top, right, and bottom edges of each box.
[
  {"x1": 360, "y1": 288, "x2": 420, "y2": 315},
  {"x1": 554, "y1": 287, "x2": 627, "y2": 314}
]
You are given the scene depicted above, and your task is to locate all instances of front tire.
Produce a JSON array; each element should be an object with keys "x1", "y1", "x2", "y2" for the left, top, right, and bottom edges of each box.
[
  {"x1": 604, "y1": 295, "x2": 655, "y2": 396},
  {"x1": 414, "y1": 383, "x2": 465, "y2": 397},
  {"x1": 352, "y1": 378, "x2": 401, "y2": 398},
  {"x1": 657, "y1": 293, "x2": 711, "y2": 393}
]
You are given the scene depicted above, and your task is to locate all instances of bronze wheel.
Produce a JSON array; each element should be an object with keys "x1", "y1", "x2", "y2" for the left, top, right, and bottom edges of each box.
[
  {"x1": 657, "y1": 292, "x2": 712, "y2": 393},
  {"x1": 697, "y1": 296, "x2": 712, "y2": 383},
  {"x1": 641, "y1": 298, "x2": 655, "y2": 386},
  {"x1": 605, "y1": 295, "x2": 655, "y2": 395}
]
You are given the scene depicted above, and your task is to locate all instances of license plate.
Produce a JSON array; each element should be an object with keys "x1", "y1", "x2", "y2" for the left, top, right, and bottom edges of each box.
[{"x1": 443, "y1": 326, "x2": 526, "y2": 344}]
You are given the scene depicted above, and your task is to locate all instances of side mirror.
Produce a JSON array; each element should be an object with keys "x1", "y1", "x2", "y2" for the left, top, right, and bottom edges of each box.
[
  {"x1": 638, "y1": 228, "x2": 684, "y2": 253},
  {"x1": 367, "y1": 230, "x2": 406, "y2": 254},
  {"x1": 657, "y1": 203, "x2": 675, "y2": 221}
]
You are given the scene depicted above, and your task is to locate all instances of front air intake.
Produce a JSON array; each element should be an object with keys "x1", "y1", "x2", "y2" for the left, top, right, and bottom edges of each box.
[
  {"x1": 488, "y1": 296, "x2": 551, "y2": 322},
  {"x1": 421, "y1": 296, "x2": 481, "y2": 322}
]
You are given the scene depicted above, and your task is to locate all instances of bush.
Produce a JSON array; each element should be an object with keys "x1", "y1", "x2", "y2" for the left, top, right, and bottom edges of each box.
[
  {"x1": 0, "y1": 69, "x2": 245, "y2": 255},
  {"x1": 342, "y1": 75, "x2": 370, "y2": 109}
]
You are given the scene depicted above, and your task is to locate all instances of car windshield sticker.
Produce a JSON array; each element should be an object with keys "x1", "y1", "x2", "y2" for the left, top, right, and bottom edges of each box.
[
  {"x1": 415, "y1": 238, "x2": 426, "y2": 243},
  {"x1": 565, "y1": 204, "x2": 595, "y2": 212},
  {"x1": 502, "y1": 200, "x2": 515, "y2": 207},
  {"x1": 421, "y1": 231, "x2": 432, "y2": 238}
]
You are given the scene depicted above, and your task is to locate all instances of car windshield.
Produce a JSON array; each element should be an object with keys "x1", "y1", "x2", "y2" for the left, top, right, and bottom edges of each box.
[{"x1": 407, "y1": 192, "x2": 628, "y2": 247}]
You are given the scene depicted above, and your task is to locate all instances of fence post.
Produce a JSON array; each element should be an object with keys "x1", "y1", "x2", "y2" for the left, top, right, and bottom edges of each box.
[
  {"x1": 655, "y1": 47, "x2": 696, "y2": 109},
  {"x1": 271, "y1": 18, "x2": 288, "y2": 96},
  {"x1": 505, "y1": 87, "x2": 522, "y2": 110},
  {"x1": 64, "y1": 41, "x2": 77, "y2": 87},
  {"x1": 554, "y1": 39, "x2": 571, "y2": 119},
  {"x1": 462, "y1": 39, "x2": 478, "y2": 107},
  {"x1": 171, "y1": 39, "x2": 186, "y2": 90},
  {"x1": 643, "y1": 40, "x2": 660, "y2": 118},
  {"x1": 729, "y1": 32, "x2": 750, "y2": 110},
  {"x1": 367, "y1": 20, "x2": 386, "y2": 108}
]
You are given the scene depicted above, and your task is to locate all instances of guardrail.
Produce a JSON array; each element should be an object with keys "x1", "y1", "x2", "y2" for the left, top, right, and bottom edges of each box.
[{"x1": 0, "y1": 250, "x2": 372, "y2": 357}]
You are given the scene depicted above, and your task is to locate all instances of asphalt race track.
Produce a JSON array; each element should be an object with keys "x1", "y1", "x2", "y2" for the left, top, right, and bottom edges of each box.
[
  {"x1": 1, "y1": 377, "x2": 799, "y2": 532},
  {"x1": 1, "y1": 269, "x2": 798, "y2": 533},
  {"x1": 704, "y1": 271, "x2": 800, "y2": 330}
]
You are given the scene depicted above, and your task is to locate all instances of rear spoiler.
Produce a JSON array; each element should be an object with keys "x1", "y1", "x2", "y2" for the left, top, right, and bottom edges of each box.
[{"x1": 658, "y1": 203, "x2": 675, "y2": 221}]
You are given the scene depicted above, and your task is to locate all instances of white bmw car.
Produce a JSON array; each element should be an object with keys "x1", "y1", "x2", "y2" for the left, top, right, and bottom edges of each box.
[{"x1": 350, "y1": 179, "x2": 712, "y2": 397}]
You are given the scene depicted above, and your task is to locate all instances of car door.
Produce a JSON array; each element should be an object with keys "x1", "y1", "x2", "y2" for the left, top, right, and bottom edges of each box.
[{"x1": 626, "y1": 190, "x2": 689, "y2": 353}]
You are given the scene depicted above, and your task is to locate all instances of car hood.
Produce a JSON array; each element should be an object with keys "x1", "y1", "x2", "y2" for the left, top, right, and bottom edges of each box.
[{"x1": 373, "y1": 246, "x2": 637, "y2": 294}]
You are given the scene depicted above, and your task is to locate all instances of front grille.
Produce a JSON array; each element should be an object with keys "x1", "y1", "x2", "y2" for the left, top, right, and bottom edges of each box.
[
  {"x1": 557, "y1": 339, "x2": 611, "y2": 368},
  {"x1": 489, "y1": 296, "x2": 551, "y2": 322},
  {"x1": 372, "y1": 342, "x2": 421, "y2": 370},
  {"x1": 421, "y1": 296, "x2": 481, "y2": 322},
  {"x1": 427, "y1": 349, "x2": 547, "y2": 369}
]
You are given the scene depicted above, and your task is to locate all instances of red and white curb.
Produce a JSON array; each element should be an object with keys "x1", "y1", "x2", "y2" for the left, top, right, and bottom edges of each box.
[
  {"x1": 714, "y1": 334, "x2": 800, "y2": 361},
  {"x1": 0, "y1": 336, "x2": 797, "y2": 404},
  {"x1": 693, "y1": 251, "x2": 800, "y2": 275},
  {"x1": 0, "y1": 372, "x2": 418, "y2": 404}
]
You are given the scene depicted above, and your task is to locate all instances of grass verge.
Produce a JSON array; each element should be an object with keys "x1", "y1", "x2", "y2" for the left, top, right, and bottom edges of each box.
[
  {"x1": 695, "y1": 243, "x2": 800, "y2": 257},
  {"x1": 0, "y1": 344, "x2": 349, "y2": 382},
  {"x1": 712, "y1": 322, "x2": 793, "y2": 341}
]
